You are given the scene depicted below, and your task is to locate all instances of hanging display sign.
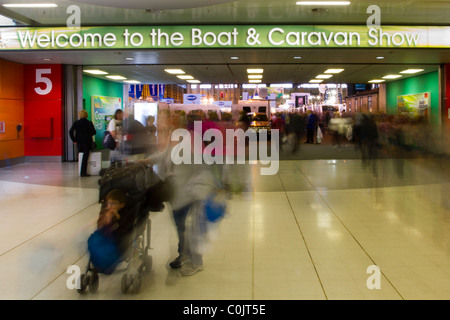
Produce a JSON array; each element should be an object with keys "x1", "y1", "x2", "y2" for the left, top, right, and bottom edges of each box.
[
  {"x1": 91, "y1": 95, "x2": 122, "y2": 148},
  {"x1": 128, "y1": 84, "x2": 143, "y2": 99},
  {"x1": 397, "y1": 92, "x2": 430, "y2": 117},
  {"x1": 266, "y1": 87, "x2": 284, "y2": 99},
  {"x1": 148, "y1": 84, "x2": 165, "y2": 100},
  {"x1": 1, "y1": 25, "x2": 450, "y2": 50},
  {"x1": 160, "y1": 98, "x2": 174, "y2": 104},
  {"x1": 183, "y1": 94, "x2": 205, "y2": 104},
  {"x1": 212, "y1": 101, "x2": 232, "y2": 108}
]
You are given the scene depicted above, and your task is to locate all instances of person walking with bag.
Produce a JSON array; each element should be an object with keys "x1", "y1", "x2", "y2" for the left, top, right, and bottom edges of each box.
[
  {"x1": 140, "y1": 112, "x2": 217, "y2": 276},
  {"x1": 107, "y1": 109, "x2": 124, "y2": 164},
  {"x1": 70, "y1": 110, "x2": 96, "y2": 177}
]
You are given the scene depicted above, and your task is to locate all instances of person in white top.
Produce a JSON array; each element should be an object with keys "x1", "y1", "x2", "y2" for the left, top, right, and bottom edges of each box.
[{"x1": 108, "y1": 109, "x2": 123, "y2": 164}]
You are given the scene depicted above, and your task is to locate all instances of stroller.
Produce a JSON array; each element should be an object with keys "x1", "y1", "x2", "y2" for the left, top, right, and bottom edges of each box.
[{"x1": 77, "y1": 161, "x2": 164, "y2": 295}]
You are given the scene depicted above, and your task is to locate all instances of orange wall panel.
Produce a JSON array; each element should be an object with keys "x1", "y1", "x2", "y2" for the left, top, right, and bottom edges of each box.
[
  {"x1": 0, "y1": 139, "x2": 24, "y2": 161},
  {"x1": 0, "y1": 99, "x2": 24, "y2": 141},
  {"x1": 0, "y1": 59, "x2": 24, "y2": 100},
  {"x1": 0, "y1": 58, "x2": 25, "y2": 161}
]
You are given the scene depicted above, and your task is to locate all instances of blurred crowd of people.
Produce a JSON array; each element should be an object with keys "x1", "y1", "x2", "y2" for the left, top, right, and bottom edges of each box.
[{"x1": 268, "y1": 110, "x2": 449, "y2": 162}]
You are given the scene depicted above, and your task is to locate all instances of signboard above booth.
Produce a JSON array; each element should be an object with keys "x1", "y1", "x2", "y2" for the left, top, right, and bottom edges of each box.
[{"x1": 2, "y1": 25, "x2": 450, "y2": 51}]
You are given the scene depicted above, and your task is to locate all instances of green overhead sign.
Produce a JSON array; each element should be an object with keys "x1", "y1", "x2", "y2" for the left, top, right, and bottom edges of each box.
[{"x1": 0, "y1": 25, "x2": 449, "y2": 50}]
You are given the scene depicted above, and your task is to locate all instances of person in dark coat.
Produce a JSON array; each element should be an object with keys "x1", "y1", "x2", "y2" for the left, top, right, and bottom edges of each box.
[
  {"x1": 360, "y1": 114, "x2": 379, "y2": 172},
  {"x1": 69, "y1": 110, "x2": 96, "y2": 177},
  {"x1": 306, "y1": 111, "x2": 318, "y2": 144}
]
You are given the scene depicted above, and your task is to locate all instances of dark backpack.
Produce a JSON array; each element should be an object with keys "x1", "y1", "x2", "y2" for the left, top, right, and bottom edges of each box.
[{"x1": 103, "y1": 131, "x2": 116, "y2": 150}]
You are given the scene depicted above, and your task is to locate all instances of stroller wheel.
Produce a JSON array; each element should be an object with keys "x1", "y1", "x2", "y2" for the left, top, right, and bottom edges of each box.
[
  {"x1": 121, "y1": 274, "x2": 141, "y2": 294},
  {"x1": 130, "y1": 275, "x2": 142, "y2": 294},
  {"x1": 89, "y1": 272, "x2": 99, "y2": 294},
  {"x1": 77, "y1": 274, "x2": 88, "y2": 294}
]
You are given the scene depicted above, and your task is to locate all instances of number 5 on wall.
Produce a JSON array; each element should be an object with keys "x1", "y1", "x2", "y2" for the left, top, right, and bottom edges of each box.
[{"x1": 35, "y1": 69, "x2": 53, "y2": 95}]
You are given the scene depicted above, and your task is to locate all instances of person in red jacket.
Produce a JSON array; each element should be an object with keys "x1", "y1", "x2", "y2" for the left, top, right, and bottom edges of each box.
[{"x1": 271, "y1": 113, "x2": 285, "y2": 147}]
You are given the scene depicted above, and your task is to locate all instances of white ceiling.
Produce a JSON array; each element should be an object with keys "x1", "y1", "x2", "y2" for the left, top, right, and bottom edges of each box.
[
  {"x1": 73, "y1": 0, "x2": 236, "y2": 10},
  {"x1": 79, "y1": 63, "x2": 438, "y2": 86},
  {"x1": 0, "y1": 48, "x2": 441, "y2": 84}
]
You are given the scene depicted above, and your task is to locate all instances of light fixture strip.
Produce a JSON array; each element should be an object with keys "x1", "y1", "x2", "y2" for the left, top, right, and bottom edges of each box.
[
  {"x1": 316, "y1": 74, "x2": 333, "y2": 79},
  {"x1": 106, "y1": 75, "x2": 127, "y2": 80},
  {"x1": 324, "y1": 68, "x2": 345, "y2": 74},
  {"x1": 247, "y1": 68, "x2": 264, "y2": 74},
  {"x1": 164, "y1": 69, "x2": 185, "y2": 74},
  {"x1": 3, "y1": 3, "x2": 58, "y2": 8},
  {"x1": 83, "y1": 70, "x2": 109, "y2": 75},
  {"x1": 382, "y1": 75, "x2": 402, "y2": 79},
  {"x1": 400, "y1": 69, "x2": 424, "y2": 74},
  {"x1": 296, "y1": 1, "x2": 350, "y2": 5}
]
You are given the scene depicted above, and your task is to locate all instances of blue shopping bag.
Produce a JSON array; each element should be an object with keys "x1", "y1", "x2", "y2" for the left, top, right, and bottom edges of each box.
[
  {"x1": 204, "y1": 193, "x2": 227, "y2": 223},
  {"x1": 87, "y1": 229, "x2": 120, "y2": 275}
]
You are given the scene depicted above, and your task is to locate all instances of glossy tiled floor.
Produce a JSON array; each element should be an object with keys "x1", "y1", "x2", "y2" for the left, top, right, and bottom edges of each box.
[{"x1": 1, "y1": 154, "x2": 450, "y2": 300}]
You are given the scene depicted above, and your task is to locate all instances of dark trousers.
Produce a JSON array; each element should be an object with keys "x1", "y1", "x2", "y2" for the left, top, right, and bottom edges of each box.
[
  {"x1": 172, "y1": 203, "x2": 203, "y2": 266},
  {"x1": 78, "y1": 143, "x2": 90, "y2": 176},
  {"x1": 306, "y1": 128, "x2": 315, "y2": 143}
]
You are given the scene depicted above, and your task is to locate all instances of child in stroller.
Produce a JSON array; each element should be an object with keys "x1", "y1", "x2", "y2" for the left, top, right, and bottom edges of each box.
[
  {"x1": 77, "y1": 162, "x2": 162, "y2": 295},
  {"x1": 97, "y1": 189, "x2": 126, "y2": 233}
]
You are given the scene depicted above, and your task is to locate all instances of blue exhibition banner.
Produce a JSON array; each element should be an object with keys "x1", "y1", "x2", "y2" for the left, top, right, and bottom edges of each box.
[{"x1": 129, "y1": 85, "x2": 143, "y2": 99}]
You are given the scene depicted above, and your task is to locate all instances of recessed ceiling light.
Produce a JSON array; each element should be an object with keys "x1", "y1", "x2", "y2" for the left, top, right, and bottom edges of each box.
[
  {"x1": 382, "y1": 74, "x2": 402, "y2": 79},
  {"x1": 400, "y1": 69, "x2": 424, "y2": 74},
  {"x1": 125, "y1": 57, "x2": 134, "y2": 61},
  {"x1": 376, "y1": 56, "x2": 385, "y2": 60},
  {"x1": 83, "y1": 69, "x2": 109, "y2": 75},
  {"x1": 164, "y1": 69, "x2": 185, "y2": 74},
  {"x1": 247, "y1": 68, "x2": 264, "y2": 74},
  {"x1": 316, "y1": 74, "x2": 333, "y2": 79},
  {"x1": 296, "y1": 1, "x2": 350, "y2": 5},
  {"x1": 177, "y1": 75, "x2": 194, "y2": 80},
  {"x1": 230, "y1": 56, "x2": 239, "y2": 60},
  {"x1": 106, "y1": 75, "x2": 127, "y2": 80},
  {"x1": 3, "y1": 3, "x2": 58, "y2": 8},
  {"x1": 368, "y1": 79, "x2": 385, "y2": 83},
  {"x1": 309, "y1": 79, "x2": 323, "y2": 83},
  {"x1": 187, "y1": 80, "x2": 201, "y2": 83},
  {"x1": 249, "y1": 80, "x2": 262, "y2": 83},
  {"x1": 43, "y1": 58, "x2": 52, "y2": 61},
  {"x1": 248, "y1": 75, "x2": 263, "y2": 79},
  {"x1": 324, "y1": 68, "x2": 344, "y2": 74},
  {"x1": 124, "y1": 80, "x2": 141, "y2": 84},
  {"x1": 293, "y1": 56, "x2": 302, "y2": 59}
]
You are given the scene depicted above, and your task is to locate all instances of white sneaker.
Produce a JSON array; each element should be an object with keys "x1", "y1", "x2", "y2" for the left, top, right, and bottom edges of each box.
[{"x1": 180, "y1": 262, "x2": 203, "y2": 276}]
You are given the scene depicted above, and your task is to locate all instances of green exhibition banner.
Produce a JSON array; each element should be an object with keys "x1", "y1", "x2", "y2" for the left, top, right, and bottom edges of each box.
[
  {"x1": 1, "y1": 25, "x2": 450, "y2": 50},
  {"x1": 91, "y1": 95, "x2": 122, "y2": 149},
  {"x1": 397, "y1": 92, "x2": 430, "y2": 118}
]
